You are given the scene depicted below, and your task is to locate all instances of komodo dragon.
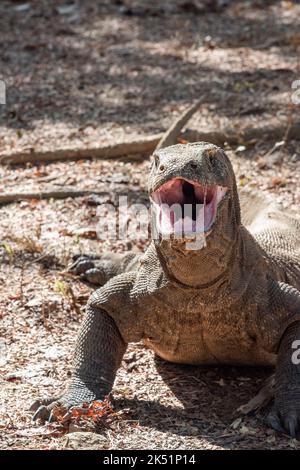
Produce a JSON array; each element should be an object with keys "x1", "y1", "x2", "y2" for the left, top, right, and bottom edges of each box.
[{"x1": 32, "y1": 105, "x2": 300, "y2": 437}]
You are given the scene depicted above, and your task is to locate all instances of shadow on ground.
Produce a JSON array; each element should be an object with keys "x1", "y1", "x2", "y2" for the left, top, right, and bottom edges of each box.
[
  {"x1": 0, "y1": 0, "x2": 299, "y2": 133},
  {"x1": 113, "y1": 354, "x2": 275, "y2": 448}
]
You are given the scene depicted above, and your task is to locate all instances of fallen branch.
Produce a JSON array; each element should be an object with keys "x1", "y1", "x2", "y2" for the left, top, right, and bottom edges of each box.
[
  {"x1": 1, "y1": 109, "x2": 299, "y2": 206},
  {"x1": 0, "y1": 101, "x2": 202, "y2": 206},
  {"x1": 0, "y1": 134, "x2": 162, "y2": 165},
  {"x1": 0, "y1": 100, "x2": 202, "y2": 165},
  {"x1": 1, "y1": 121, "x2": 299, "y2": 166},
  {"x1": 0, "y1": 189, "x2": 97, "y2": 204},
  {"x1": 183, "y1": 120, "x2": 300, "y2": 146},
  {"x1": 0, "y1": 189, "x2": 149, "y2": 206},
  {"x1": 155, "y1": 99, "x2": 203, "y2": 150}
]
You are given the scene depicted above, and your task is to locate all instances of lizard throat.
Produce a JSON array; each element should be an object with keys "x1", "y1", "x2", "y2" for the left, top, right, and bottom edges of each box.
[{"x1": 151, "y1": 178, "x2": 227, "y2": 237}]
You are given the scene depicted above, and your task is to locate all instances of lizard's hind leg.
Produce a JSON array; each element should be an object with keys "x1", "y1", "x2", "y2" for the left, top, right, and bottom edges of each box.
[{"x1": 70, "y1": 252, "x2": 141, "y2": 285}]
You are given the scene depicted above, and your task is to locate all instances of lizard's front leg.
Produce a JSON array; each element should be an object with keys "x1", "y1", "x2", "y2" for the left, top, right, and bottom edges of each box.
[
  {"x1": 260, "y1": 281, "x2": 300, "y2": 437},
  {"x1": 267, "y1": 321, "x2": 300, "y2": 437},
  {"x1": 32, "y1": 305, "x2": 127, "y2": 422}
]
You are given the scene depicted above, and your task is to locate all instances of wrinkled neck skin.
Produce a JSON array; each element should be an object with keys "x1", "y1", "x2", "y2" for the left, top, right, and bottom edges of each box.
[{"x1": 154, "y1": 197, "x2": 242, "y2": 288}]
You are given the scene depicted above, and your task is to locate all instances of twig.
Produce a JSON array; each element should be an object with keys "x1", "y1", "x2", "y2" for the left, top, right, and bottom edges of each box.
[
  {"x1": 262, "y1": 114, "x2": 294, "y2": 163},
  {"x1": 282, "y1": 113, "x2": 293, "y2": 145},
  {"x1": 19, "y1": 258, "x2": 26, "y2": 307}
]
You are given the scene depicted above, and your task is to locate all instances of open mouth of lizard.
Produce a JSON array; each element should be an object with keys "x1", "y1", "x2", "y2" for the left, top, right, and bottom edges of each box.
[{"x1": 151, "y1": 178, "x2": 227, "y2": 236}]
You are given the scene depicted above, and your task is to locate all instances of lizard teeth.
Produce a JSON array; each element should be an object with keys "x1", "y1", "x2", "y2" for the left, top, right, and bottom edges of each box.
[{"x1": 151, "y1": 178, "x2": 227, "y2": 237}]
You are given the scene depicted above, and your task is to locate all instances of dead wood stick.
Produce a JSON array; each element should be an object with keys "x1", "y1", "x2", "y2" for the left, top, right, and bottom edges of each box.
[
  {"x1": 155, "y1": 98, "x2": 203, "y2": 150},
  {"x1": 1, "y1": 121, "x2": 300, "y2": 166},
  {"x1": 0, "y1": 100, "x2": 202, "y2": 165},
  {"x1": 0, "y1": 189, "x2": 149, "y2": 206},
  {"x1": 0, "y1": 101, "x2": 202, "y2": 205},
  {"x1": 0, "y1": 134, "x2": 162, "y2": 165},
  {"x1": 1, "y1": 113, "x2": 300, "y2": 206},
  {"x1": 183, "y1": 120, "x2": 300, "y2": 146},
  {"x1": 0, "y1": 189, "x2": 106, "y2": 205}
]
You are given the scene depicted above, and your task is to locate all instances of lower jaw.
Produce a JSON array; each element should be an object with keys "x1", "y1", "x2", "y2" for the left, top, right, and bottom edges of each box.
[
  {"x1": 160, "y1": 225, "x2": 213, "y2": 238},
  {"x1": 156, "y1": 229, "x2": 213, "y2": 241}
]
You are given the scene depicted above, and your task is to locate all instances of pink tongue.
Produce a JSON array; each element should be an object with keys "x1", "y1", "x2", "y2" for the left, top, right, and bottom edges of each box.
[{"x1": 158, "y1": 179, "x2": 184, "y2": 205}]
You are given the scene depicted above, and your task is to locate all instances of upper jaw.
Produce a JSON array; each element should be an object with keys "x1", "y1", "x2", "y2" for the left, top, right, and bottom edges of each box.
[{"x1": 150, "y1": 177, "x2": 227, "y2": 237}]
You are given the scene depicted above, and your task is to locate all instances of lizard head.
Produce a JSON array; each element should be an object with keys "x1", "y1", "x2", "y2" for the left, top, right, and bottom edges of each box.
[{"x1": 148, "y1": 142, "x2": 241, "y2": 286}]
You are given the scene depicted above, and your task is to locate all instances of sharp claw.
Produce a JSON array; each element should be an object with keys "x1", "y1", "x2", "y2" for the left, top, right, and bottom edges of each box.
[
  {"x1": 30, "y1": 396, "x2": 61, "y2": 413},
  {"x1": 266, "y1": 411, "x2": 285, "y2": 433},
  {"x1": 72, "y1": 254, "x2": 84, "y2": 262},
  {"x1": 48, "y1": 410, "x2": 56, "y2": 423},
  {"x1": 32, "y1": 405, "x2": 50, "y2": 422},
  {"x1": 85, "y1": 268, "x2": 105, "y2": 285},
  {"x1": 62, "y1": 410, "x2": 72, "y2": 421},
  {"x1": 68, "y1": 256, "x2": 93, "y2": 273},
  {"x1": 29, "y1": 400, "x2": 42, "y2": 412},
  {"x1": 67, "y1": 261, "x2": 79, "y2": 272},
  {"x1": 74, "y1": 260, "x2": 95, "y2": 275},
  {"x1": 284, "y1": 413, "x2": 299, "y2": 438}
]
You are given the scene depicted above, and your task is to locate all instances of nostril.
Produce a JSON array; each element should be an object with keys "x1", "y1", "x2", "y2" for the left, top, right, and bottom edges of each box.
[
  {"x1": 159, "y1": 164, "x2": 165, "y2": 172},
  {"x1": 154, "y1": 155, "x2": 160, "y2": 167},
  {"x1": 190, "y1": 162, "x2": 197, "y2": 170}
]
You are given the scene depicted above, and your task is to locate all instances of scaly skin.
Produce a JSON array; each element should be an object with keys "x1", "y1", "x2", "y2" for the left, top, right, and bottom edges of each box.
[{"x1": 32, "y1": 134, "x2": 300, "y2": 437}]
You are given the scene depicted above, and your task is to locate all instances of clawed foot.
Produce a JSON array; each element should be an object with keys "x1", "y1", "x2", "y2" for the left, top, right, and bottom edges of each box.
[
  {"x1": 30, "y1": 396, "x2": 65, "y2": 422},
  {"x1": 68, "y1": 255, "x2": 108, "y2": 285},
  {"x1": 30, "y1": 395, "x2": 107, "y2": 423},
  {"x1": 266, "y1": 406, "x2": 300, "y2": 438},
  {"x1": 30, "y1": 378, "x2": 106, "y2": 423}
]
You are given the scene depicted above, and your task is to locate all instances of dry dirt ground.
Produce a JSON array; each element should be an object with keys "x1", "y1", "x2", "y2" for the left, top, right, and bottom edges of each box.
[{"x1": 0, "y1": 0, "x2": 300, "y2": 451}]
